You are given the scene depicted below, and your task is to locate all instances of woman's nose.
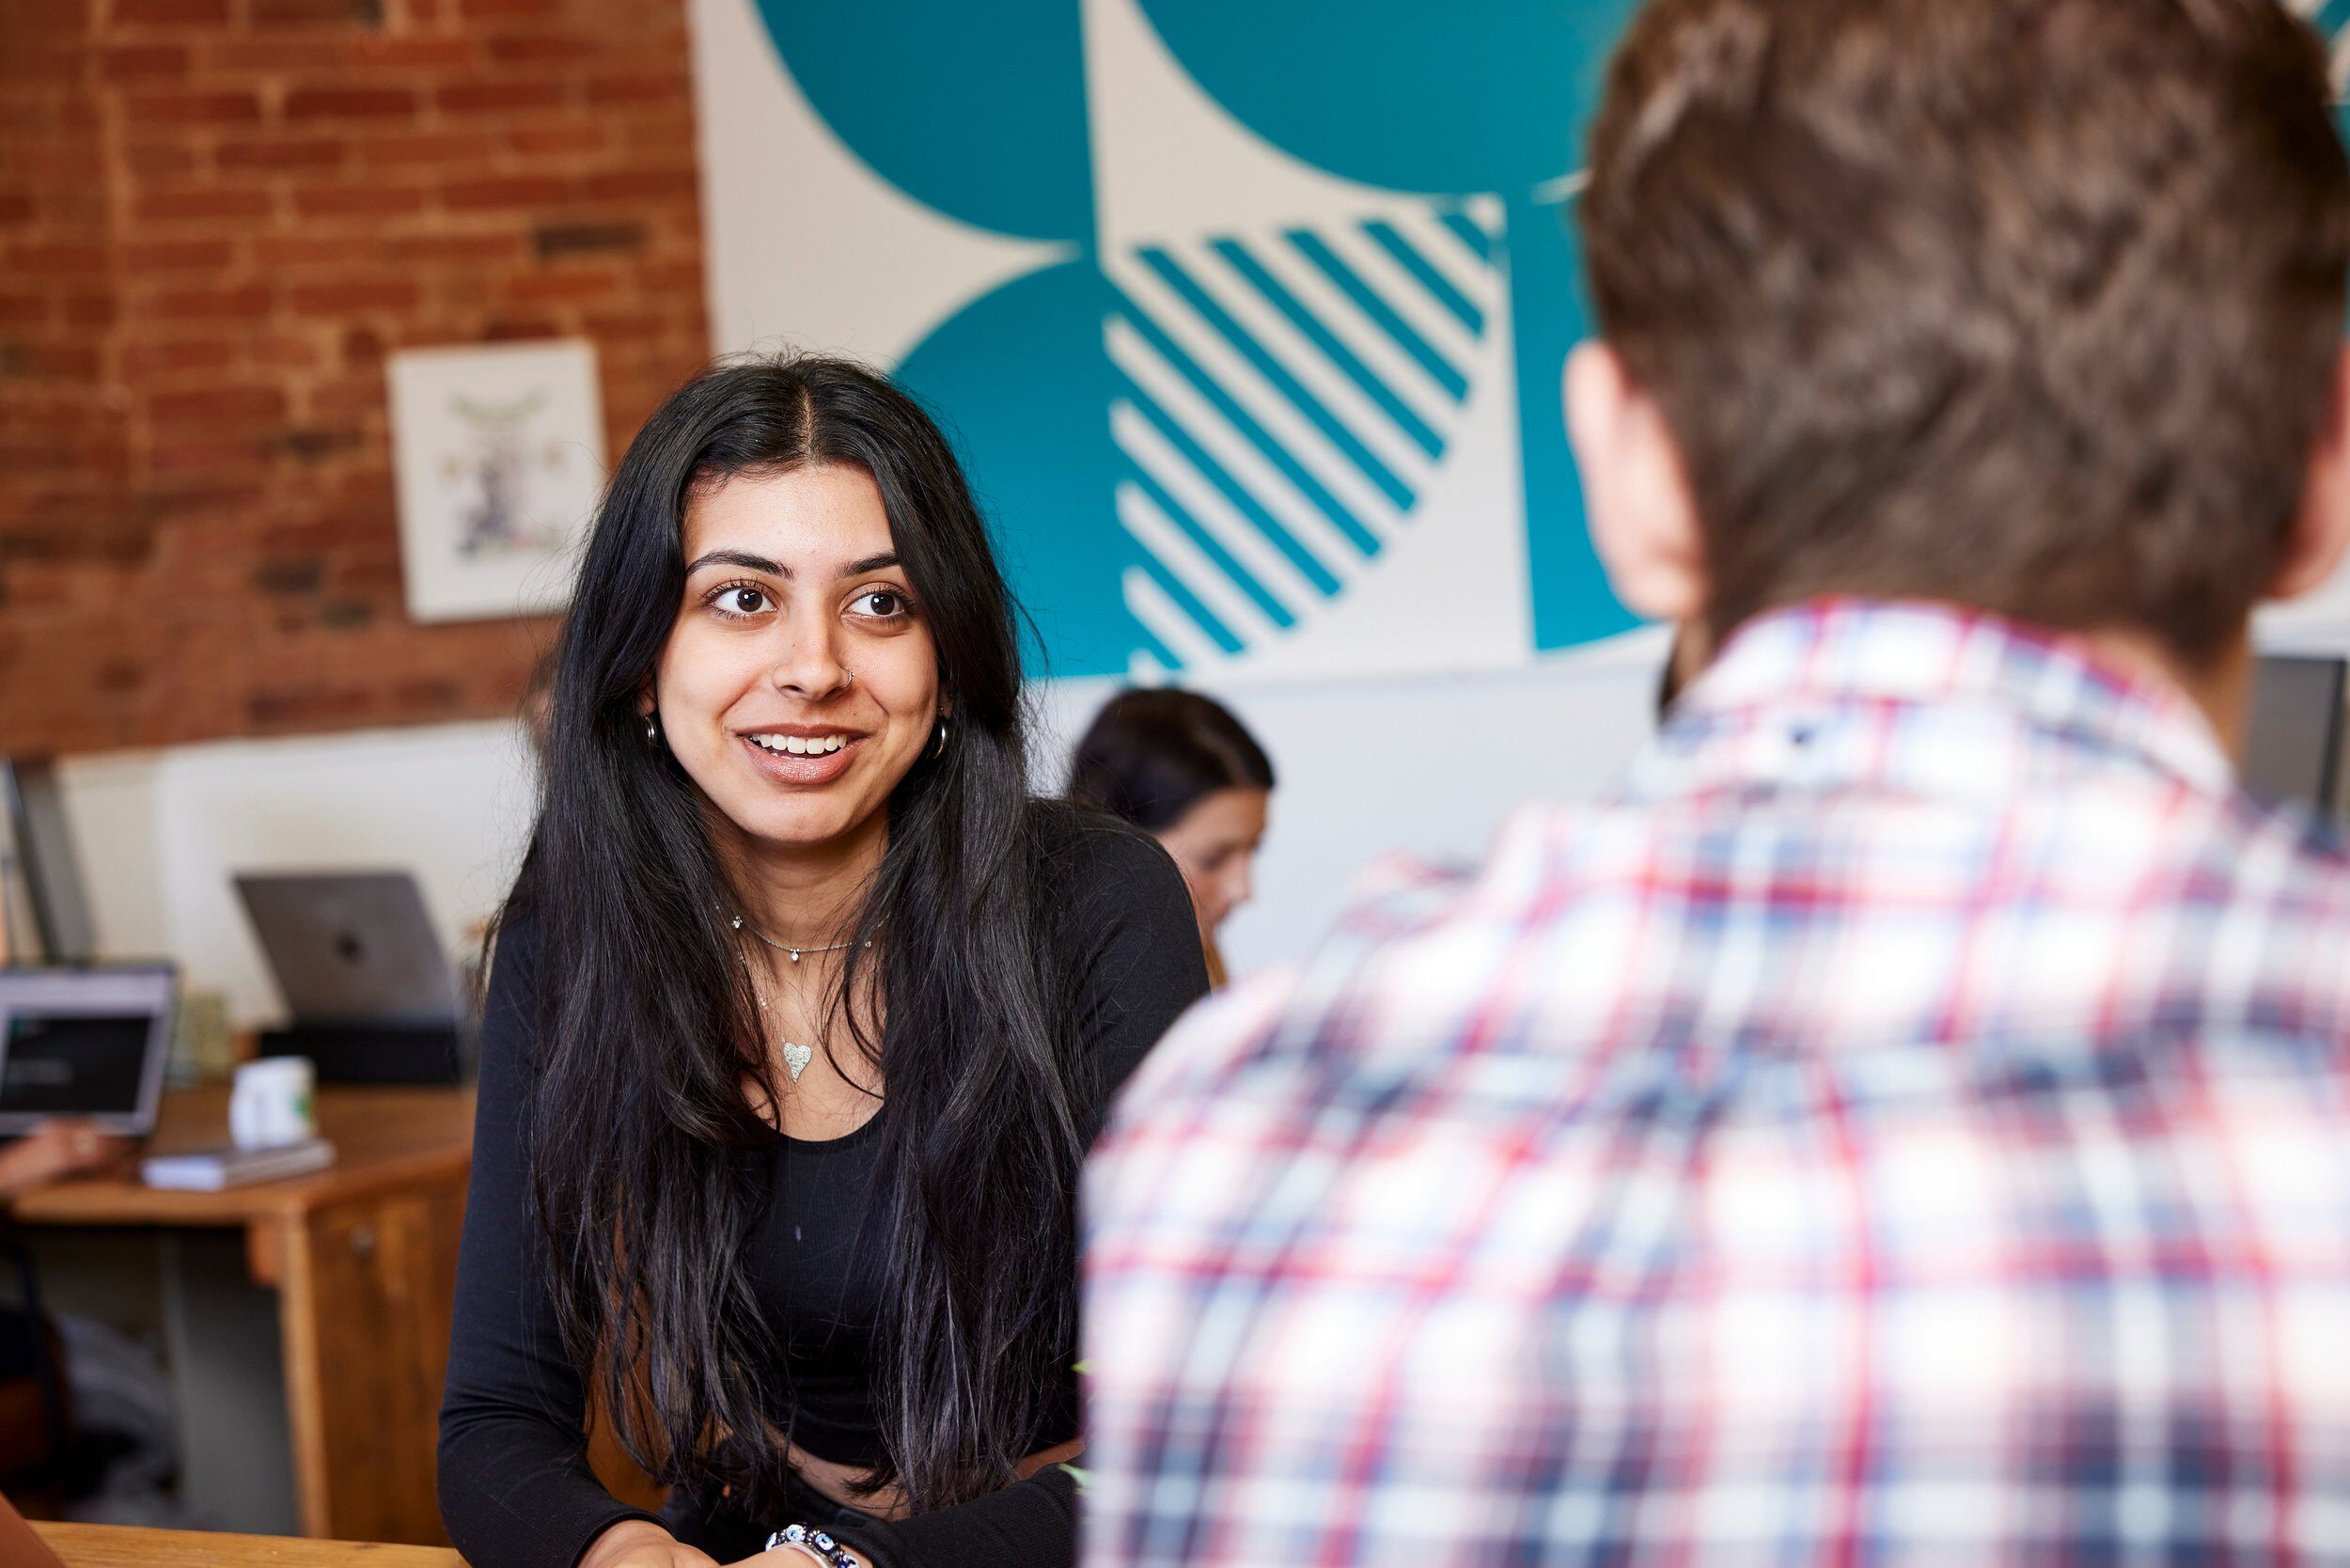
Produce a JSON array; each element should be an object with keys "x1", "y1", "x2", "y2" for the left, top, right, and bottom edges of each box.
[{"x1": 769, "y1": 621, "x2": 852, "y2": 699}]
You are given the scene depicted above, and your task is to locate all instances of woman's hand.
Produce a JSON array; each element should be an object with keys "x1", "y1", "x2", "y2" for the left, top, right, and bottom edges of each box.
[
  {"x1": 722, "y1": 1547, "x2": 864, "y2": 1568},
  {"x1": 0, "y1": 1119, "x2": 130, "y2": 1200},
  {"x1": 578, "y1": 1519, "x2": 720, "y2": 1568}
]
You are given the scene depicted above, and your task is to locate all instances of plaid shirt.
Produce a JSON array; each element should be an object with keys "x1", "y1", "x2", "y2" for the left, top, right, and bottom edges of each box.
[{"x1": 1082, "y1": 600, "x2": 2350, "y2": 1568}]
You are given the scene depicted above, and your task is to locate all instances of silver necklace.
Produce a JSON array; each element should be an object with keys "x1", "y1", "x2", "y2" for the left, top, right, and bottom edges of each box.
[
  {"x1": 728, "y1": 914, "x2": 872, "y2": 964},
  {"x1": 734, "y1": 940, "x2": 815, "y2": 1082}
]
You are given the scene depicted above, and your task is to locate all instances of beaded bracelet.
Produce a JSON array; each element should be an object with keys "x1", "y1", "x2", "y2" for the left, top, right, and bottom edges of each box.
[{"x1": 764, "y1": 1522, "x2": 858, "y2": 1568}]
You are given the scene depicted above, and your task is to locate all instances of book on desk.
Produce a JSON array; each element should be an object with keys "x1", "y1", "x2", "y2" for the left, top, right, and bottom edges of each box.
[{"x1": 139, "y1": 1137, "x2": 335, "y2": 1191}]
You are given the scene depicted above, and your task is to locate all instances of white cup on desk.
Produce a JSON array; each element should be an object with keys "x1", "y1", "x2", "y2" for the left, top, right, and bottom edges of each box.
[{"x1": 229, "y1": 1057, "x2": 317, "y2": 1151}]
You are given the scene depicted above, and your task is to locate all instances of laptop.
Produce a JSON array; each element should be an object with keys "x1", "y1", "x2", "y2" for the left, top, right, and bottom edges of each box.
[
  {"x1": 0, "y1": 964, "x2": 175, "y2": 1138},
  {"x1": 233, "y1": 872, "x2": 470, "y2": 1084},
  {"x1": 234, "y1": 871, "x2": 461, "y2": 1027}
]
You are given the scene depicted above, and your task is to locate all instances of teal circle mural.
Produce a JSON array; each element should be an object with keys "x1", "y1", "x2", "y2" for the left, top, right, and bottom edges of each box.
[
  {"x1": 751, "y1": 1, "x2": 1095, "y2": 243},
  {"x1": 747, "y1": 1, "x2": 2346, "y2": 677}
]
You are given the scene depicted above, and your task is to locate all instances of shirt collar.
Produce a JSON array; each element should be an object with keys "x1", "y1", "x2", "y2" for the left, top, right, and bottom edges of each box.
[{"x1": 1624, "y1": 598, "x2": 2236, "y2": 805}]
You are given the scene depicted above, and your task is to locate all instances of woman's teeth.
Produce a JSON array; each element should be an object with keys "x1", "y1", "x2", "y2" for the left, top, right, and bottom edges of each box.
[{"x1": 751, "y1": 734, "x2": 846, "y2": 756}]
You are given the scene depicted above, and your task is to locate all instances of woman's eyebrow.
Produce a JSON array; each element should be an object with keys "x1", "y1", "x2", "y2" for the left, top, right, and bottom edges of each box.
[
  {"x1": 684, "y1": 548, "x2": 786, "y2": 576},
  {"x1": 682, "y1": 550, "x2": 901, "y2": 578}
]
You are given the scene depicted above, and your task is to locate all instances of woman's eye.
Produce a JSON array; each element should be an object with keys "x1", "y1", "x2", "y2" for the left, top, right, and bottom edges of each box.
[
  {"x1": 708, "y1": 583, "x2": 774, "y2": 617},
  {"x1": 852, "y1": 589, "x2": 909, "y2": 619}
]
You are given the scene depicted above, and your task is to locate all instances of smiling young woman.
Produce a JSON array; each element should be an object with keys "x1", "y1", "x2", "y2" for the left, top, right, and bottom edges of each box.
[{"x1": 436, "y1": 357, "x2": 1209, "y2": 1568}]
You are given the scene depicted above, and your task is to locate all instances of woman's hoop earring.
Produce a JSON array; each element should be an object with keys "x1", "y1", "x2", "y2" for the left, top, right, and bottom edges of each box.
[
  {"x1": 643, "y1": 713, "x2": 659, "y2": 746},
  {"x1": 930, "y1": 715, "x2": 949, "y2": 760}
]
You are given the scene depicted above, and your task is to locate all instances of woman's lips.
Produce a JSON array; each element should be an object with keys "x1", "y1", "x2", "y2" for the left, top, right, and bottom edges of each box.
[{"x1": 739, "y1": 732, "x2": 861, "y2": 785}]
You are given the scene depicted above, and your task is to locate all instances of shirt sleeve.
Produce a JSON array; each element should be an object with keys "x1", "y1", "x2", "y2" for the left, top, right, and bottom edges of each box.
[
  {"x1": 1050, "y1": 816, "x2": 1215, "y2": 1141},
  {"x1": 838, "y1": 1465, "x2": 1080, "y2": 1568},
  {"x1": 437, "y1": 910, "x2": 662, "y2": 1568}
]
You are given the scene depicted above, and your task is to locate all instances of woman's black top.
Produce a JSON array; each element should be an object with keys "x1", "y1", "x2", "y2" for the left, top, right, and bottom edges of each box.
[{"x1": 437, "y1": 817, "x2": 1210, "y2": 1568}]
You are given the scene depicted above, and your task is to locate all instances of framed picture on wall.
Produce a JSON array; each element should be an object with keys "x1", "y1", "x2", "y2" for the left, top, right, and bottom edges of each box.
[{"x1": 386, "y1": 338, "x2": 605, "y2": 624}]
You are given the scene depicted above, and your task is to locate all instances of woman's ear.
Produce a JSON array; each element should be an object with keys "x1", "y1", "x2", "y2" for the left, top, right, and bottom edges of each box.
[{"x1": 1563, "y1": 342, "x2": 1708, "y2": 623}]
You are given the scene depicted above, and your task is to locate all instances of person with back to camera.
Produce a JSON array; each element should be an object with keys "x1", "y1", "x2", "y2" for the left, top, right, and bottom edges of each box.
[
  {"x1": 435, "y1": 355, "x2": 1209, "y2": 1568},
  {"x1": 1066, "y1": 690, "x2": 1273, "y2": 987},
  {"x1": 1080, "y1": 1, "x2": 2350, "y2": 1563}
]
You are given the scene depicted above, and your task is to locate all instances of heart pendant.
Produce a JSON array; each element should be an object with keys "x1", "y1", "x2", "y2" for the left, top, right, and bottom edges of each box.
[{"x1": 781, "y1": 1041, "x2": 813, "y2": 1082}]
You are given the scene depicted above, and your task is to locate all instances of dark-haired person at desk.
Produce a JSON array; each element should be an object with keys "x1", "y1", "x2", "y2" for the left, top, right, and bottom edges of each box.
[
  {"x1": 437, "y1": 356, "x2": 1207, "y2": 1568},
  {"x1": 1066, "y1": 690, "x2": 1273, "y2": 988}
]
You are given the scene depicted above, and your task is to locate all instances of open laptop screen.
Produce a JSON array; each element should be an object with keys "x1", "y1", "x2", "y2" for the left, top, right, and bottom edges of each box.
[{"x1": 0, "y1": 965, "x2": 174, "y2": 1137}]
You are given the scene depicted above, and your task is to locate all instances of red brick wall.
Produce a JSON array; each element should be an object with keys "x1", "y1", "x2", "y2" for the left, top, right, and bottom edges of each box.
[
  {"x1": 0, "y1": 0, "x2": 711, "y2": 755},
  {"x1": 1, "y1": 0, "x2": 136, "y2": 753}
]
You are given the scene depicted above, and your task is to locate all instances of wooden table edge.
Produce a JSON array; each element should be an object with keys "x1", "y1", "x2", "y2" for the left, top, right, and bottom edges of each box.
[
  {"x1": 10, "y1": 1142, "x2": 474, "y2": 1227},
  {"x1": 9, "y1": 1085, "x2": 478, "y2": 1229},
  {"x1": 35, "y1": 1519, "x2": 466, "y2": 1565}
]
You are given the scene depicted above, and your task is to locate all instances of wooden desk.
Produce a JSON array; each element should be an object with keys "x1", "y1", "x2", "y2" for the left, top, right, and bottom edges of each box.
[
  {"x1": 13, "y1": 1085, "x2": 475, "y2": 1545},
  {"x1": 36, "y1": 1519, "x2": 463, "y2": 1566}
]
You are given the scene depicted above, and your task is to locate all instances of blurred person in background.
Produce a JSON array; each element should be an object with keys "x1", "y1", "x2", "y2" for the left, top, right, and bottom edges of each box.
[
  {"x1": 1066, "y1": 689, "x2": 1274, "y2": 986},
  {"x1": 438, "y1": 355, "x2": 1206, "y2": 1568},
  {"x1": 0, "y1": 1124, "x2": 156, "y2": 1519},
  {"x1": 1080, "y1": 1, "x2": 2350, "y2": 1564}
]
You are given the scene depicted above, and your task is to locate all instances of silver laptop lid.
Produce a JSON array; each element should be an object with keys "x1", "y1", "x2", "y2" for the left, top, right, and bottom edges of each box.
[
  {"x1": 233, "y1": 870, "x2": 461, "y2": 1027},
  {"x1": 0, "y1": 964, "x2": 174, "y2": 1137}
]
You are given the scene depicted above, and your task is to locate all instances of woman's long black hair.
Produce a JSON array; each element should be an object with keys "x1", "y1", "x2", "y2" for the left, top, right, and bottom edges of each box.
[{"x1": 508, "y1": 354, "x2": 1085, "y2": 1514}]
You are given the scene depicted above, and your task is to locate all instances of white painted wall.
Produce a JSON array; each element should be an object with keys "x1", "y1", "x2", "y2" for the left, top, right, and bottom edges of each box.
[
  {"x1": 48, "y1": 620, "x2": 2350, "y2": 1027},
  {"x1": 57, "y1": 720, "x2": 541, "y2": 1027},
  {"x1": 54, "y1": 635, "x2": 1670, "y2": 1027},
  {"x1": 1033, "y1": 628, "x2": 1672, "y2": 972}
]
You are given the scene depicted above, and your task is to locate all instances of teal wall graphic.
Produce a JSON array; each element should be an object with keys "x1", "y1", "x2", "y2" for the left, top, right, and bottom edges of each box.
[{"x1": 691, "y1": 1, "x2": 2350, "y2": 679}]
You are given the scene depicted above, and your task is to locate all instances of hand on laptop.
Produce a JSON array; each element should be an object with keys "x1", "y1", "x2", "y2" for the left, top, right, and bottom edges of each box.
[{"x1": 0, "y1": 1119, "x2": 131, "y2": 1200}]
